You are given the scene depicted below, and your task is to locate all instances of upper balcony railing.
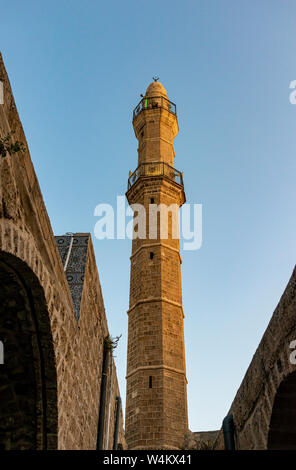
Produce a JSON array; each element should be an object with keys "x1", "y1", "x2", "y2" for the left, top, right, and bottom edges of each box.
[
  {"x1": 127, "y1": 161, "x2": 183, "y2": 190},
  {"x1": 133, "y1": 96, "x2": 177, "y2": 120}
]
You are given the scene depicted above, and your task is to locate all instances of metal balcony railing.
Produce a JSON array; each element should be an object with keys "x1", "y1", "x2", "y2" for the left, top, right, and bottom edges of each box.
[
  {"x1": 133, "y1": 96, "x2": 177, "y2": 120},
  {"x1": 127, "y1": 161, "x2": 183, "y2": 190}
]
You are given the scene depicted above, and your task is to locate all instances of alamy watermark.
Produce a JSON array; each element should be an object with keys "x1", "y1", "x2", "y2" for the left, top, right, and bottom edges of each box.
[
  {"x1": 0, "y1": 80, "x2": 3, "y2": 105},
  {"x1": 289, "y1": 340, "x2": 296, "y2": 364},
  {"x1": 0, "y1": 341, "x2": 3, "y2": 365},
  {"x1": 94, "y1": 196, "x2": 202, "y2": 251},
  {"x1": 289, "y1": 80, "x2": 296, "y2": 104}
]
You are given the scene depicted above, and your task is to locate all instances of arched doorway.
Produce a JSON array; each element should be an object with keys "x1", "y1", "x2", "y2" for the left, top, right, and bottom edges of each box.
[
  {"x1": 267, "y1": 370, "x2": 296, "y2": 449},
  {"x1": 0, "y1": 251, "x2": 58, "y2": 449}
]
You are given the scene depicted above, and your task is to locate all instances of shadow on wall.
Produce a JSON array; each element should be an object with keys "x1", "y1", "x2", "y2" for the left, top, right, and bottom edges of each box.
[
  {"x1": 268, "y1": 370, "x2": 296, "y2": 449},
  {"x1": 0, "y1": 251, "x2": 58, "y2": 450}
]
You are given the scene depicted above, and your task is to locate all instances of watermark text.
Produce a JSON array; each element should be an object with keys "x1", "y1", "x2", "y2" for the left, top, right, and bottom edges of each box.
[{"x1": 94, "y1": 196, "x2": 202, "y2": 251}]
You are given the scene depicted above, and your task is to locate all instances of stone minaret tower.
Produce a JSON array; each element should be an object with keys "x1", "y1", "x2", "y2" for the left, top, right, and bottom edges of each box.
[{"x1": 125, "y1": 80, "x2": 188, "y2": 450}]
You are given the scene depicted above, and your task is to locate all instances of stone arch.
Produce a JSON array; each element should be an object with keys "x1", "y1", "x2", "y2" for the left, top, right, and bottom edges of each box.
[
  {"x1": 0, "y1": 250, "x2": 58, "y2": 449},
  {"x1": 267, "y1": 370, "x2": 296, "y2": 449}
]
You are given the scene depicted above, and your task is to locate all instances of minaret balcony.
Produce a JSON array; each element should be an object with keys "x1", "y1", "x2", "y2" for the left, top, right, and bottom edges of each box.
[
  {"x1": 133, "y1": 96, "x2": 177, "y2": 120},
  {"x1": 127, "y1": 161, "x2": 183, "y2": 190}
]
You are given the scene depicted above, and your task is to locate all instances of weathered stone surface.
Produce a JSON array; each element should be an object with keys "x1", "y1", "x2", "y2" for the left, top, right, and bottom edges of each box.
[
  {"x1": 0, "y1": 52, "x2": 125, "y2": 450},
  {"x1": 182, "y1": 430, "x2": 219, "y2": 450},
  {"x1": 125, "y1": 81, "x2": 187, "y2": 450},
  {"x1": 213, "y1": 265, "x2": 296, "y2": 450},
  {"x1": 2, "y1": 50, "x2": 295, "y2": 452}
]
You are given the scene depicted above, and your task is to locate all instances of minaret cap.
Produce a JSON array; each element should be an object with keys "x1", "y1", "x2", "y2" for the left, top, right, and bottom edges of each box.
[{"x1": 145, "y1": 81, "x2": 168, "y2": 98}]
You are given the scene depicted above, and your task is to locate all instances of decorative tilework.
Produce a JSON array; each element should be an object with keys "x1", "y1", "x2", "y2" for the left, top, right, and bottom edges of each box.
[{"x1": 55, "y1": 234, "x2": 89, "y2": 321}]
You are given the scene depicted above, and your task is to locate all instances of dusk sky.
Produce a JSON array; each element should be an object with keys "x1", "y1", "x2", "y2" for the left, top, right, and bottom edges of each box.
[{"x1": 1, "y1": 0, "x2": 296, "y2": 431}]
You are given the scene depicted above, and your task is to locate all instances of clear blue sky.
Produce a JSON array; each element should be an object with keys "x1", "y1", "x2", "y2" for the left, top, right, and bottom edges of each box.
[{"x1": 1, "y1": 0, "x2": 296, "y2": 432}]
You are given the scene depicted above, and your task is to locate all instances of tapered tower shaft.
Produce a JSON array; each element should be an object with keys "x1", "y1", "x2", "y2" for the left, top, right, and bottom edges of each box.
[{"x1": 125, "y1": 81, "x2": 188, "y2": 450}]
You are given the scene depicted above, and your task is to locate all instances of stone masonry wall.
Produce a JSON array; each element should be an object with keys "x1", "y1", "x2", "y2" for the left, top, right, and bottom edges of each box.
[
  {"x1": 126, "y1": 89, "x2": 188, "y2": 449},
  {"x1": 213, "y1": 265, "x2": 296, "y2": 450},
  {"x1": 0, "y1": 52, "x2": 125, "y2": 450}
]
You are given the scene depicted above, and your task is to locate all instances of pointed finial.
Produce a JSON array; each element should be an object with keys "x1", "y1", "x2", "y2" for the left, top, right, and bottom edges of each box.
[{"x1": 153, "y1": 76, "x2": 159, "y2": 82}]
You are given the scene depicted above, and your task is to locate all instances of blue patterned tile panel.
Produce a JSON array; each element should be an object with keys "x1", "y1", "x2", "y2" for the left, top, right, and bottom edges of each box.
[{"x1": 55, "y1": 234, "x2": 89, "y2": 321}]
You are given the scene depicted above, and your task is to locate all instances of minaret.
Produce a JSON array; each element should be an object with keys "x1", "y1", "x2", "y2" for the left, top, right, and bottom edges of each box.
[{"x1": 125, "y1": 80, "x2": 188, "y2": 450}]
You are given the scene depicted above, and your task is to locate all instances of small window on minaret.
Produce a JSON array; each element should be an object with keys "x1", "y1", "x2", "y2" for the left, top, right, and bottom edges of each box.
[
  {"x1": 150, "y1": 252, "x2": 154, "y2": 260},
  {"x1": 149, "y1": 376, "x2": 152, "y2": 388},
  {"x1": 141, "y1": 131, "x2": 144, "y2": 137},
  {"x1": 150, "y1": 198, "x2": 154, "y2": 204}
]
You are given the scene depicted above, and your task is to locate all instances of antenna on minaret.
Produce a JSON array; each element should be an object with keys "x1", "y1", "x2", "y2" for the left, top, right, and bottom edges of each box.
[{"x1": 152, "y1": 76, "x2": 159, "y2": 82}]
